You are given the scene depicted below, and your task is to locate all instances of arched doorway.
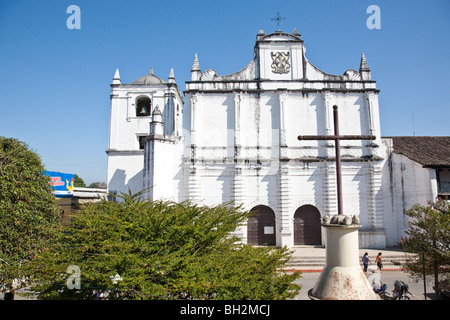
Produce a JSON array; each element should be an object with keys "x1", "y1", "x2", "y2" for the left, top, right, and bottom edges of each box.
[
  {"x1": 247, "y1": 205, "x2": 276, "y2": 246},
  {"x1": 293, "y1": 205, "x2": 321, "y2": 245}
]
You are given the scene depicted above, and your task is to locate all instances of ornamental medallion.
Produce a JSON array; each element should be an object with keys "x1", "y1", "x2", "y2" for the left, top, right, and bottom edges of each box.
[{"x1": 271, "y1": 51, "x2": 290, "y2": 74}]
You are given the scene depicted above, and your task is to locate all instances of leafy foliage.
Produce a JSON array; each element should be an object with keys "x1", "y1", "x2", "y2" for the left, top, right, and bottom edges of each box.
[
  {"x1": 0, "y1": 137, "x2": 60, "y2": 293},
  {"x1": 403, "y1": 199, "x2": 450, "y2": 299},
  {"x1": 87, "y1": 182, "x2": 106, "y2": 189},
  {"x1": 74, "y1": 174, "x2": 86, "y2": 188},
  {"x1": 28, "y1": 190, "x2": 301, "y2": 299}
]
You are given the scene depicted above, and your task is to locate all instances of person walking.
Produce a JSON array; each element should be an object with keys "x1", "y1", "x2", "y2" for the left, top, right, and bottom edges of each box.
[
  {"x1": 376, "y1": 252, "x2": 383, "y2": 272},
  {"x1": 362, "y1": 252, "x2": 370, "y2": 272}
]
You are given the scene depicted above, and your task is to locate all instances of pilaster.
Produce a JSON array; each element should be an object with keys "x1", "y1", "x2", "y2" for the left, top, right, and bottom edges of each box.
[
  {"x1": 366, "y1": 92, "x2": 377, "y2": 137},
  {"x1": 323, "y1": 92, "x2": 334, "y2": 157},
  {"x1": 367, "y1": 162, "x2": 384, "y2": 230},
  {"x1": 187, "y1": 93, "x2": 200, "y2": 204},
  {"x1": 323, "y1": 92, "x2": 333, "y2": 136},
  {"x1": 324, "y1": 162, "x2": 338, "y2": 216},
  {"x1": 190, "y1": 94, "x2": 198, "y2": 146},
  {"x1": 232, "y1": 166, "x2": 245, "y2": 205},
  {"x1": 234, "y1": 93, "x2": 242, "y2": 158},
  {"x1": 278, "y1": 163, "x2": 292, "y2": 247},
  {"x1": 188, "y1": 165, "x2": 201, "y2": 203},
  {"x1": 279, "y1": 92, "x2": 287, "y2": 148}
]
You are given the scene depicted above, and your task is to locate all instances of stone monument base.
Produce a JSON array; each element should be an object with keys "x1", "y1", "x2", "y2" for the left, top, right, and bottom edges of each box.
[
  {"x1": 308, "y1": 222, "x2": 380, "y2": 300},
  {"x1": 308, "y1": 265, "x2": 379, "y2": 300}
]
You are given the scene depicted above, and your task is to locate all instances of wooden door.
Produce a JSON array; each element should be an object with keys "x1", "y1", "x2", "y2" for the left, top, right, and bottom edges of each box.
[
  {"x1": 247, "y1": 205, "x2": 276, "y2": 246},
  {"x1": 294, "y1": 205, "x2": 321, "y2": 245}
]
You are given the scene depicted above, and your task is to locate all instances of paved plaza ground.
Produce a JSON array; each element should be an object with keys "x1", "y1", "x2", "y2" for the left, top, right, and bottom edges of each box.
[
  {"x1": 288, "y1": 246, "x2": 444, "y2": 300},
  {"x1": 294, "y1": 269, "x2": 436, "y2": 300}
]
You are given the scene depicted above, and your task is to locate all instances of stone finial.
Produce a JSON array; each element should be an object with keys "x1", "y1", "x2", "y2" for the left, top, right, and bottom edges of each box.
[
  {"x1": 112, "y1": 68, "x2": 121, "y2": 84},
  {"x1": 293, "y1": 27, "x2": 300, "y2": 36},
  {"x1": 150, "y1": 105, "x2": 163, "y2": 135},
  {"x1": 149, "y1": 66, "x2": 154, "y2": 75},
  {"x1": 352, "y1": 215, "x2": 360, "y2": 224},
  {"x1": 168, "y1": 67, "x2": 175, "y2": 83},
  {"x1": 152, "y1": 105, "x2": 162, "y2": 117},
  {"x1": 359, "y1": 53, "x2": 370, "y2": 71},
  {"x1": 192, "y1": 53, "x2": 200, "y2": 71},
  {"x1": 191, "y1": 53, "x2": 202, "y2": 81},
  {"x1": 322, "y1": 214, "x2": 331, "y2": 225},
  {"x1": 257, "y1": 28, "x2": 265, "y2": 40},
  {"x1": 359, "y1": 53, "x2": 371, "y2": 80}
]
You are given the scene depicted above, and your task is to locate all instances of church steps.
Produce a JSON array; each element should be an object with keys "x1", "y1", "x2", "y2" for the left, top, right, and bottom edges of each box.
[{"x1": 286, "y1": 255, "x2": 411, "y2": 268}]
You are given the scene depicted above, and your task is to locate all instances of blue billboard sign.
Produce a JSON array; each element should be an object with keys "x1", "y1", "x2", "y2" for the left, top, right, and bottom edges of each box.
[{"x1": 44, "y1": 171, "x2": 75, "y2": 197}]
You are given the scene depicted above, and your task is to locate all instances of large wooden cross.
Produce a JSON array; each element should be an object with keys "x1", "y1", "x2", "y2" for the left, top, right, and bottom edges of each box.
[{"x1": 297, "y1": 105, "x2": 376, "y2": 215}]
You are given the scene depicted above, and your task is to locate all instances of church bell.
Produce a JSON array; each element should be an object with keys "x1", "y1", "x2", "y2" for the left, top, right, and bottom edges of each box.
[{"x1": 139, "y1": 106, "x2": 148, "y2": 115}]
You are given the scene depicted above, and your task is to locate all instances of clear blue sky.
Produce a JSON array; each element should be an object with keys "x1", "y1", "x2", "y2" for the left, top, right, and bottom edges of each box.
[{"x1": 0, "y1": 0, "x2": 449, "y2": 185}]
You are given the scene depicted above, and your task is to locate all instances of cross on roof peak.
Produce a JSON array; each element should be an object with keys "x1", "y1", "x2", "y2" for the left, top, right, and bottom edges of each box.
[{"x1": 271, "y1": 12, "x2": 286, "y2": 31}]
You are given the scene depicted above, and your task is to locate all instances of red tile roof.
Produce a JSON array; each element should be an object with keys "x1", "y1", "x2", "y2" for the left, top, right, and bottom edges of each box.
[{"x1": 386, "y1": 136, "x2": 450, "y2": 167}]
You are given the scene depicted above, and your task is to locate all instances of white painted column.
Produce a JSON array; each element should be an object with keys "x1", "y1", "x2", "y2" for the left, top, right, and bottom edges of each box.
[
  {"x1": 278, "y1": 163, "x2": 292, "y2": 248},
  {"x1": 323, "y1": 92, "x2": 333, "y2": 136},
  {"x1": 367, "y1": 162, "x2": 384, "y2": 230},
  {"x1": 324, "y1": 162, "x2": 338, "y2": 216},
  {"x1": 365, "y1": 92, "x2": 376, "y2": 136},
  {"x1": 234, "y1": 93, "x2": 241, "y2": 157},
  {"x1": 232, "y1": 166, "x2": 244, "y2": 204},
  {"x1": 323, "y1": 92, "x2": 334, "y2": 159},
  {"x1": 231, "y1": 165, "x2": 246, "y2": 243},
  {"x1": 187, "y1": 94, "x2": 201, "y2": 203},
  {"x1": 309, "y1": 224, "x2": 380, "y2": 300},
  {"x1": 126, "y1": 94, "x2": 134, "y2": 122},
  {"x1": 108, "y1": 89, "x2": 120, "y2": 150},
  {"x1": 190, "y1": 94, "x2": 198, "y2": 145},
  {"x1": 325, "y1": 225, "x2": 360, "y2": 267},
  {"x1": 323, "y1": 92, "x2": 337, "y2": 216},
  {"x1": 278, "y1": 92, "x2": 291, "y2": 247},
  {"x1": 279, "y1": 92, "x2": 287, "y2": 147},
  {"x1": 188, "y1": 166, "x2": 201, "y2": 203}
]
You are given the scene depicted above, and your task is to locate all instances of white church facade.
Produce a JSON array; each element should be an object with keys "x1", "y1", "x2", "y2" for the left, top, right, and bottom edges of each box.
[{"x1": 107, "y1": 29, "x2": 449, "y2": 249}]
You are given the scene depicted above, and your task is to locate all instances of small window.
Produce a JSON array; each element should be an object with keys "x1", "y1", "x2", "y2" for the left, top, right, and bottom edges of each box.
[
  {"x1": 437, "y1": 168, "x2": 450, "y2": 197},
  {"x1": 136, "y1": 96, "x2": 151, "y2": 117},
  {"x1": 138, "y1": 136, "x2": 146, "y2": 149}
]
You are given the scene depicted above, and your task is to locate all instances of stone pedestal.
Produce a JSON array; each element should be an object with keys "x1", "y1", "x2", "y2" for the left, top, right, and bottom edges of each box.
[{"x1": 308, "y1": 223, "x2": 380, "y2": 300}]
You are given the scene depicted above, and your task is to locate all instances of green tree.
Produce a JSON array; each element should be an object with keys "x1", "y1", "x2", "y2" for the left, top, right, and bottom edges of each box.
[
  {"x1": 87, "y1": 182, "x2": 107, "y2": 189},
  {"x1": 28, "y1": 190, "x2": 301, "y2": 300},
  {"x1": 403, "y1": 199, "x2": 450, "y2": 300},
  {"x1": 0, "y1": 137, "x2": 60, "y2": 298},
  {"x1": 74, "y1": 174, "x2": 86, "y2": 187}
]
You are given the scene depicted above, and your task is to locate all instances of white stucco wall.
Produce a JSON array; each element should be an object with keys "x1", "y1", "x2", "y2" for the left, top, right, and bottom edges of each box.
[
  {"x1": 381, "y1": 139, "x2": 438, "y2": 246},
  {"x1": 144, "y1": 135, "x2": 185, "y2": 202},
  {"x1": 107, "y1": 152, "x2": 144, "y2": 196}
]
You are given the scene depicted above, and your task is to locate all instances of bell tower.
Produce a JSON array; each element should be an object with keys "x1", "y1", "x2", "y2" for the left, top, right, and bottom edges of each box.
[{"x1": 107, "y1": 67, "x2": 183, "y2": 198}]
